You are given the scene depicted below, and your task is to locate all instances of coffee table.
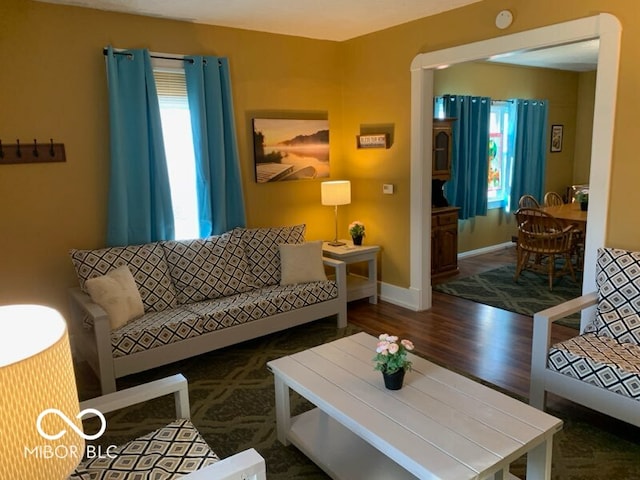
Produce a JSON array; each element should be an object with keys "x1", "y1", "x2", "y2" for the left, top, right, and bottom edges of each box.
[{"x1": 267, "y1": 332, "x2": 562, "y2": 480}]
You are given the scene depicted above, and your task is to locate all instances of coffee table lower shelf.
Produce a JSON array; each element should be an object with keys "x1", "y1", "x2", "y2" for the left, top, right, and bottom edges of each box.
[{"x1": 288, "y1": 408, "x2": 519, "y2": 480}]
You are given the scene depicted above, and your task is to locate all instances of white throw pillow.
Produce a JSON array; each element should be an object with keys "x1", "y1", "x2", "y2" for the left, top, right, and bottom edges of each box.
[
  {"x1": 85, "y1": 266, "x2": 145, "y2": 330},
  {"x1": 279, "y1": 241, "x2": 327, "y2": 285}
]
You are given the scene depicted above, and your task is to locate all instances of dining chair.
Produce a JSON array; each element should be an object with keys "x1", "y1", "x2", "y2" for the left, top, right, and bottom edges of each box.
[
  {"x1": 514, "y1": 208, "x2": 576, "y2": 290},
  {"x1": 518, "y1": 194, "x2": 540, "y2": 208},
  {"x1": 543, "y1": 191, "x2": 564, "y2": 206}
]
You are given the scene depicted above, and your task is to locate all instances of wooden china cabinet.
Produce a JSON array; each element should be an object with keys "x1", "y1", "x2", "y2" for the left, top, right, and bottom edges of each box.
[{"x1": 431, "y1": 118, "x2": 460, "y2": 279}]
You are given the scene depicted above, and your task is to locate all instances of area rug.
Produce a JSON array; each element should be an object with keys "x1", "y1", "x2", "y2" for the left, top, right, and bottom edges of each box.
[
  {"x1": 433, "y1": 264, "x2": 582, "y2": 328},
  {"x1": 78, "y1": 318, "x2": 640, "y2": 480}
]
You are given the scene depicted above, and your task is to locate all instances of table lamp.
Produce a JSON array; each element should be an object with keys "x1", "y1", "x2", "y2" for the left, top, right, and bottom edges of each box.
[
  {"x1": 0, "y1": 304, "x2": 84, "y2": 480},
  {"x1": 321, "y1": 180, "x2": 351, "y2": 246}
]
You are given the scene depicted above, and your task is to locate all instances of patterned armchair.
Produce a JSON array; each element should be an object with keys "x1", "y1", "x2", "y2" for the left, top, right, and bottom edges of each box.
[
  {"x1": 529, "y1": 248, "x2": 640, "y2": 427},
  {"x1": 69, "y1": 374, "x2": 265, "y2": 480}
]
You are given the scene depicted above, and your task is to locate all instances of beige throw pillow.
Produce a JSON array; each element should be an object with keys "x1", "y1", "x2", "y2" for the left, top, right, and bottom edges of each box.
[
  {"x1": 85, "y1": 266, "x2": 145, "y2": 330},
  {"x1": 279, "y1": 241, "x2": 327, "y2": 285}
]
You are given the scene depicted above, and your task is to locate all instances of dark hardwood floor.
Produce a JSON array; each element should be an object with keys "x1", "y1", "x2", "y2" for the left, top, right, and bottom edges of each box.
[{"x1": 348, "y1": 245, "x2": 577, "y2": 403}]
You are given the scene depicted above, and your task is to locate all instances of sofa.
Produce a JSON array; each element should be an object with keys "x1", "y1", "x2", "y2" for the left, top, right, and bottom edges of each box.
[
  {"x1": 529, "y1": 247, "x2": 640, "y2": 428},
  {"x1": 68, "y1": 225, "x2": 347, "y2": 394}
]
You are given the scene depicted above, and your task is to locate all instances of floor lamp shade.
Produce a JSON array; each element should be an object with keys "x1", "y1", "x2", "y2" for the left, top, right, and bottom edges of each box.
[
  {"x1": 0, "y1": 305, "x2": 84, "y2": 480},
  {"x1": 321, "y1": 180, "x2": 351, "y2": 246}
]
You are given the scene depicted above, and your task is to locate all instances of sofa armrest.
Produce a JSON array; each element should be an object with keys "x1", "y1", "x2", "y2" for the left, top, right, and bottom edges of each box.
[
  {"x1": 69, "y1": 287, "x2": 118, "y2": 394},
  {"x1": 323, "y1": 257, "x2": 347, "y2": 328},
  {"x1": 182, "y1": 448, "x2": 266, "y2": 480},
  {"x1": 529, "y1": 292, "x2": 598, "y2": 408},
  {"x1": 79, "y1": 374, "x2": 190, "y2": 419}
]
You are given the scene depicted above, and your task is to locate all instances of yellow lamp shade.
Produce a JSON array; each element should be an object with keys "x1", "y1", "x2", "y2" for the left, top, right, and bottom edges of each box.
[
  {"x1": 321, "y1": 180, "x2": 351, "y2": 206},
  {"x1": 0, "y1": 305, "x2": 84, "y2": 479}
]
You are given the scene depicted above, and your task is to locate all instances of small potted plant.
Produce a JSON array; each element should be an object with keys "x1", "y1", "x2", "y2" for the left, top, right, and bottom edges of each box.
[
  {"x1": 348, "y1": 221, "x2": 365, "y2": 245},
  {"x1": 575, "y1": 191, "x2": 589, "y2": 211},
  {"x1": 373, "y1": 333, "x2": 414, "y2": 390}
]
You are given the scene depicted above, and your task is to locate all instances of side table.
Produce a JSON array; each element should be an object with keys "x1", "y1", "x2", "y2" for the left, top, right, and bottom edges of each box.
[{"x1": 322, "y1": 242, "x2": 380, "y2": 304}]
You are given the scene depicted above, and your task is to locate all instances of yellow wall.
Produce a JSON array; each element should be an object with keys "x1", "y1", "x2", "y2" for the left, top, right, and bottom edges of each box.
[
  {"x1": 574, "y1": 71, "x2": 597, "y2": 184},
  {"x1": 0, "y1": 0, "x2": 342, "y2": 313},
  {"x1": 342, "y1": 0, "x2": 640, "y2": 287},
  {"x1": 433, "y1": 61, "x2": 591, "y2": 252},
  {"x1": 2, "y1": 0, "x2": 640, "y2": 313}
]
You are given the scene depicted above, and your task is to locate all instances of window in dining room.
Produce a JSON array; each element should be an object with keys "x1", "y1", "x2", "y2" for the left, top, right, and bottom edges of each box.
[{"x1": 487, "y1": 101, "x2": 514, "y2": 209}]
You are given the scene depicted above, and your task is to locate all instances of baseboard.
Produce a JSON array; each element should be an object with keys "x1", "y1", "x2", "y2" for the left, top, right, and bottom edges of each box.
[
  {"x1": 379, "y1": 282, "x2": 421, "y2": 311},
  {"x1": 458, "y1": 241, "x2": 514, "y2": 259},
  {"x1": 377, "y1": 241, "x2": 514, "y2": 311}
]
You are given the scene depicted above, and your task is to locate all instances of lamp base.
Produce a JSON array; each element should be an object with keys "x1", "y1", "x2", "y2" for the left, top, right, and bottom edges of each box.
[{"x1": 328, "y1": 240, "x2": 346, "y2": 246}]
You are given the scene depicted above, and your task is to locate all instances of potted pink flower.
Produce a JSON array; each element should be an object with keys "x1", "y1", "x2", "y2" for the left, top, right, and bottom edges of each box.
[{"x1": 373, "y1": 333, "x2": 414, "y2": 390}]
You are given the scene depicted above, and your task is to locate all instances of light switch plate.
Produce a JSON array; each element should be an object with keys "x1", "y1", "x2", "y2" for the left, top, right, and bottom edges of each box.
[{"x1": 383, "y1": 184, "x2": 394, "y2": 194}]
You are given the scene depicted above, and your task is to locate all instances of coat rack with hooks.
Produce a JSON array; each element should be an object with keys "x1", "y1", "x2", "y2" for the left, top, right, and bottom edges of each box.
[{"x1": 0, "y1": 138, "x2": 66, "y2": 164}]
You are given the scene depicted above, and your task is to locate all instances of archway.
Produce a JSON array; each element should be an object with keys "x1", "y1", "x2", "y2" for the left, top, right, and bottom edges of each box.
[{"x1": 409, "y1": 14, "x2": 621, "y2": 312}]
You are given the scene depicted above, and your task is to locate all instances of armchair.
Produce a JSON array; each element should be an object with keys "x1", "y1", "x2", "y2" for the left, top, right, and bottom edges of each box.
[
  {"x1": 529, "y1": 248, "x2": 640, "y2": 428},
  {"x1": 69, "y1": 374, "x2": 266, "y2": 480}
]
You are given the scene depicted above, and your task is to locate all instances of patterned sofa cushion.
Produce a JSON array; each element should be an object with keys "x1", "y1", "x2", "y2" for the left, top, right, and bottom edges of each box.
[
  {"x1": 161, "y1": 233, "x2": 255, "y2": 304},
  {"x1": 237, "y1": 225, "x2": 306, "y2": 287},
  {"x1": 186, "y1": 281, "x2": 338, "y2": 329},
  {"x1": 110, "y1": 281, "x2": 338, "y2": 358},
  {"x1": 547, "y1": 332, "x2": 640, "y2": 400},
  {"x1": 111, "y1": 307, "x2": 204, "y2": 358},
  {"x1": 70, "y1": 243, "x2": 177, "y2": 313},
  {"x1": 593, "y1": 248, "x2": 640, "y2": 345},
  {"x1": 68, "y1": 418, "x2": 219, "y2": 480}
]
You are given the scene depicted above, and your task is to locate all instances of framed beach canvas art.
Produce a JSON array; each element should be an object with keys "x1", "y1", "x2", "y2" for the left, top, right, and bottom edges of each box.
[{"x1": 252, "y1": 118, "x2": 330, "y2": 183}]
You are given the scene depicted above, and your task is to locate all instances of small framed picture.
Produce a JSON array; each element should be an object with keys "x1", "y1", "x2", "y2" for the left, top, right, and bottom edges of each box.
[{"x1": 550, "y1": 124, "x2": 563, "y2": 153}]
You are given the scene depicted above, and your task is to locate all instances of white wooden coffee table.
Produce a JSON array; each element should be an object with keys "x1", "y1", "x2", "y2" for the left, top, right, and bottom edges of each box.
[{"x1": 267, "y1": 332, "x2": 562, "y2": 480}]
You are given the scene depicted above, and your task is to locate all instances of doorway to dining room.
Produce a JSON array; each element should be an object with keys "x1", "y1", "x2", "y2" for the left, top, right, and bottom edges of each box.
[{"x1": 409, "y1": 14, "x2": 621, "y2": 312}]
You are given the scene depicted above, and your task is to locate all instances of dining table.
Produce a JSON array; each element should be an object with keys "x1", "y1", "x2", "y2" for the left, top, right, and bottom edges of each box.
[
  {"x1": 541, "y1": 202, "x2": 587, "y2": 270},
  {"x1": 541, "y1": 202, "x2": 588, "y2": 228}
]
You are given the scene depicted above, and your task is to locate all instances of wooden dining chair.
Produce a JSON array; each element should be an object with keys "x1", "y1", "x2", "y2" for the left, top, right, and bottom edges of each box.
[
  {"x1": 518, "y1": 194, "x2": 540, "y2": 208},
  {"x1": 514, "y1": 208, "x2": 577, "y2": 290},
  {"x1": 543, "y1": 191, "x2": 564, "y2": 206}
]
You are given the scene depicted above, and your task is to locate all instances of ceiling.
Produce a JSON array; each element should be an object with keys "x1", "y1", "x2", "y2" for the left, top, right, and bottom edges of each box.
[
  {"x1": 486, "y1": 39, "x2": 599, "y2": 72},
  {"x1": 35, "y1": 0, "x2": 483, "y2": 41},
  {"x1": 36, "y1": 0, "x2": 599, "y2": 71}
]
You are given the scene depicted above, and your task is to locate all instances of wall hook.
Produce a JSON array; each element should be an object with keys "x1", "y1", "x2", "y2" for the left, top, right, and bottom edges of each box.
[{"x1": 0, "y1": 138, "x2": 66, "y2": 164}]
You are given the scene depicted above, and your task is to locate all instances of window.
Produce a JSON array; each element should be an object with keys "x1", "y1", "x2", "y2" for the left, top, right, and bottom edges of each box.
[
  {"x1": 153, "y1": 66, "x2": 199, "y2": 240},
  {"x1": 434, "y1": 98, "x2": 515, "y2": 210},
  {"x1": 487, "y1": 101, "x2": 513, "y2": 209}
]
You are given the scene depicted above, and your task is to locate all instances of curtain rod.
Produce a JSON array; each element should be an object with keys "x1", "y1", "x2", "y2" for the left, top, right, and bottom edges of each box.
[{"x1": 102, "y1": 48, "x2": 195, "y2": 63}]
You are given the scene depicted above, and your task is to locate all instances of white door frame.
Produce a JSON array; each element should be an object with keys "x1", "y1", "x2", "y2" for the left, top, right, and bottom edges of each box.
[{"x1": 409, "y1": 14, "x2": 621, "y2": 311}]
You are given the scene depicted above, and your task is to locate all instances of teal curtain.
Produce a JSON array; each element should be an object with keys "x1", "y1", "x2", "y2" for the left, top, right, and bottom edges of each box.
[
  {"x1": 185, "y1": 56, "x2": 246, "y2": 237},
  {"x1": 105, "y1": 46, "x2": 174, "y2": 246},
  {"x1": 509, "y1": 99, "x2": 548, "y2": 210},
  {"x1": 438, "y1": 95, "x2": 491, "y2": 220}
]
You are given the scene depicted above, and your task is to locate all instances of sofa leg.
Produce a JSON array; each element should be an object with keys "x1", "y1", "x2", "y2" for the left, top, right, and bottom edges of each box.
[
  {"x1": 100, "y1": 374, "x2": 117, "y2": 395},
  {"x1": 529, "y1": 378, "x2": 547, "y2": 410},
  {"x1": 336, "y1": 307, "x2": 347, "y2": 329}
]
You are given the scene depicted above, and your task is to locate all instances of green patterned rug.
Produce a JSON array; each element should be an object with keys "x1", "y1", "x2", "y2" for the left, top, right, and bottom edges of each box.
[
  {"x1": 78, "y1": 318, "x2": 640, "y2": 479},
  {"x1": 433, "y1": 264, "x2": 583, "y2": 328}
]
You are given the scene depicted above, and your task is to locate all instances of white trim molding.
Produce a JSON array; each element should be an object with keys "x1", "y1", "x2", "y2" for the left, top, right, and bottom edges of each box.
[{"x1": 409, "y1": 14, "x2": 621, "y2": 311}]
